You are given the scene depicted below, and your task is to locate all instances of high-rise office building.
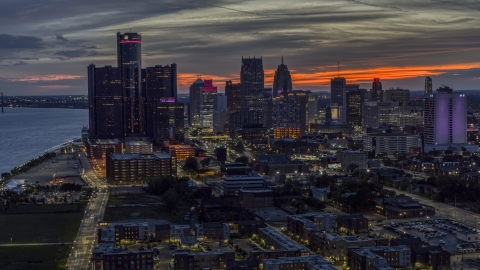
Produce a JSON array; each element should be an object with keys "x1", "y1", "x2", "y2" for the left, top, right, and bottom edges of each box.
[
  {"x1": 370, "y1": 78, "x2": 383, "y2": 102},
  {"x1": 331, "y1": 77, "x2": 346, "y2": 106},
  {"x1": 240, "y1": 57, "x2": 265, "y2": 123},
  {"x1": 215, "y1": 93, "x2": 227, "y2": 111},
  {"x1": 272, "y1": 57, "x2": 293, "y2": 97},
  {"x1": 363, "y1": 102, "x2": 379, "y2": 128},
  {"x1": 425, "y1": 76, "x2": 432, "y2": 94},
  {"x1": 200, "y1": 80, "x2": 218, "y2": 131},
  {"x1": 383, "y1": 88, "x2": 410, "y2": 114},
  {"x1": 424, "y1": 90, "x2": 467, "y2": 147},
  {"x1": 144, "y1": 64, "x2": 177, "y2": 138},
  {"x1": 117, "y1": 32, "x2": 143, "y2": 136},
  {"x1": 272, "y1": 92, "x2": 301, "y2": 138},
  {"x1": 225, "y1": 80, "x2": 241, "y2": 112},
  {"x1": 88, "y1": 65, "x2": 123, "y2": 139},
  {"x1": 345, "y1": 89, "x2": 363, "y2": 126},
  {"x1": 362, "y1": 101, "x2": 400, "y2": 128},
  {"x1": 152, "y1": 100, "x2": 184, "y2": 146},
  {"x1": 189, "y1": 78, "x2": 204, "y2": 127},
  {"x1": 378, "y1": 101, "x2": 400, "y2": 127}
]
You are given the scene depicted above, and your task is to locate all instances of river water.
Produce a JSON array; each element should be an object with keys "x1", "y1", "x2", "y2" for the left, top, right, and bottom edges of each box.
[{"x1": 0, "y1": 107, "x2": 88, "y2": 174}]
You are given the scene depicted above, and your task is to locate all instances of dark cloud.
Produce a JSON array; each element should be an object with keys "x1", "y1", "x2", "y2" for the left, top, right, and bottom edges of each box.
[
  {"x1": 55, "y1": 34, "x2": 69, "y2": 43},
  {"x1": 1, "y1": 61, "x2": 27, "y2": 66},
  {"x1": 0, "y1": 34, "x2": 43, "y2": 49},
  {"x1": 0, "y1": 0, "x2": 479, "y2": 95},
  {"x1": 55, "y1": 49, "x2": 99, "y2": 58}
]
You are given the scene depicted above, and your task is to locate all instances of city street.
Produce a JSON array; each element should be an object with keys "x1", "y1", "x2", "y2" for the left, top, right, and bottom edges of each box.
[{"x1": 67, "y1": 153, "x2": 108, "y2": 270}]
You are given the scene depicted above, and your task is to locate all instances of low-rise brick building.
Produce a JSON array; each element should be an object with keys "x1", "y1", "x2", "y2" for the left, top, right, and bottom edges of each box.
[
  {"x1": 91, "y1": 243, "x2": 154, "y2": 270},
  {"x1": 173, "y1": 249, "x2": 235, "y2": 270}
]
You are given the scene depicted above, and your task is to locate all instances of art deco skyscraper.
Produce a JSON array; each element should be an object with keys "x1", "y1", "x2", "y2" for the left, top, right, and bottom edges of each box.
[
  {"x1": 117, "y1": 32, "x2": 143, "y2": 136},
  {"x1": 272, "y1": 57, "x2": 293, "y2": 97},
  {"x1": 425, "y1": 76, "x2": 433, "y2": 94}
]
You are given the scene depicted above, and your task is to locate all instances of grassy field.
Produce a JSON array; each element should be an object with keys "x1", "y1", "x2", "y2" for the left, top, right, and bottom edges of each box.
[
  {"x1": 0, "y1": 210, "x2": 83, "y2": 244},
  {"x1": 104, "y1": 194, "x2": 190, "y2": 223},
  {"x1": 0, "y1": 245, "x2": 69, "y2": 270},
  {"x1": 0, "y1": 203, "x2": 82, "y2": 214}
]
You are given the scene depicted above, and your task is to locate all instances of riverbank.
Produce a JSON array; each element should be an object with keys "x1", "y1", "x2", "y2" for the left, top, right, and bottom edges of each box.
[{"x1": 0, "y1": 107, "x2": 87, "y2": 174}]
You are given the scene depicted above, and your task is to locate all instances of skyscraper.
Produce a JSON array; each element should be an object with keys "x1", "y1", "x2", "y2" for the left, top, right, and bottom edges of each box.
[
  {"x1": 189, "y1": 78, "x2": 204, "y2": 127},
  {"x1": 88, "y1": 65, "x2": 123, "y2": 139},
  {"x1": 272, "y1": 92, "x2": 301, "y2": 138},
  {"x1": 144, "y1": 64, "x2": 177, "y2": 138},
  {"x1": 200, "y1": 80, "x2": 218, "y2": 131},
  {"x1": 272, "y1": 57, "x2": 293, "y2": 97},
  {"x1": 370, "y1": 78, "x2": 383, "y2": 102},
  {"x1": 383, "y1": 88, "x2": 410, "y2": 114},
  {"x1": 240, "y1": 57, "x2": 265, "y2": 124},
  {"x1": 425, "y1": 76, "x2": 433, "y2": 94},
  {"x1": 152, "y1": 100, "x2": 184, "y2": 145},
  {"x1": 424, "y1": 89, "x2": 467, "y2": 148},
  {"x1": 117, "y1": 32, "x2": 143, "y2": 136},
  {"x1": 225, "y1": 80, "x2": 241, "y2": 112},
  {"x1": 345, "y1": 89, "x2": 363, "y2": 126},
  {"x1": 330, "y1": 77, "x2": 346, "y2": 106}
]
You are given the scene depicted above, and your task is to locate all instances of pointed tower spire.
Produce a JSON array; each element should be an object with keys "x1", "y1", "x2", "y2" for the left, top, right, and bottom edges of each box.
[{"x1": 281, "y1": 56, "x2": 284, "y2": 64}]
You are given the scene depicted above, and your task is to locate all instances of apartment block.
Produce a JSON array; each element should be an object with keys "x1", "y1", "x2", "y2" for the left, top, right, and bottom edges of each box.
[
  {"x1": 262, "y1": 255, "x2": 336, "y2": 270},
  {"x1": 258, "y1": 227, "x2": 310, "y2": 255},
  {"x1": 336, "y1": 150, "x2": 368, "y2": 170},
  {"x1": 173, "y1": 249, "x2": 235, "y2": 270},
  {"x1": 91, "y1": 243, "x2": 154, "y2": 270},
  {"x1": 348, "y1": 246, "x2": 411, "y2": 270},
  {"x1": 310, "y1": 233, "x2": 388, "y2": 263},
  {"x1": 97, "y1": 222, "x2": 149, "y2": 247},
  {"x1": 195, "y1": 222, "x2": 230, "y2": 241}
]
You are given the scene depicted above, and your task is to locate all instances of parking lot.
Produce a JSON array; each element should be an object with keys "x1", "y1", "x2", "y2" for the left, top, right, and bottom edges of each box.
[
  {"x1": 15, "y1": 152, "x2": 83, "y2": 186},
  {"x1": 229, "y1": 238, "x2": 262, "y2": 260},
  {"x1": 383, "y1": 219, "x2": 477, "y2": 253}
]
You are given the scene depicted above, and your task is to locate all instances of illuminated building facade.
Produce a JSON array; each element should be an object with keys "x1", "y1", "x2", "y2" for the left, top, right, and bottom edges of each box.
[
  {"x1": 152, "y1": 101, "x2": 184, "y2": 146},
  {"x1": 424, "y1": 91, "x2": 467, "y2": 146},
  {"x1": 106, "y1": 153, "x2": 176, "y2": 185},
  {"x1": 189, "y1": 78, "x2": 204, "y2": 127},
  {"x1": 200, "y1": 80, "x2": 218, "y2": 131},
  {"x1": 168, "y1": 144, "x2": 195, "y2": 161},
  {"x1": 117, "y1": 32, "x2": 143, "y2": 136}
]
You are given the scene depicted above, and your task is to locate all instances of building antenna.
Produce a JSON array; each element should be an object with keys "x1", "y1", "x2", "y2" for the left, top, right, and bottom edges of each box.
[
  {"x1": 197, "y1": 75, "x2": 201, "y2": 79},
  {"x1": 337, "y1": 60, "x2": 340, "y2": 77},
  {"x1": 281, "y1": 56, "x2": 284, "y2": 64}
]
